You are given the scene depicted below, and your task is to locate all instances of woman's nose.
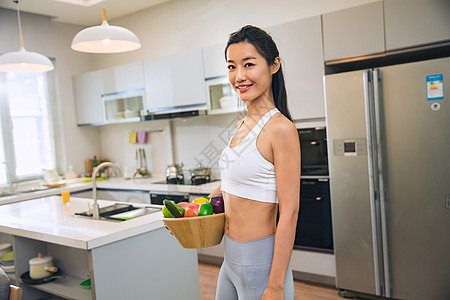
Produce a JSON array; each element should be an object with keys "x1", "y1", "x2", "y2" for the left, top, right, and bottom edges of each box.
[{"x1": 236, "y1": 67, "x2": 246, "y2": 81}]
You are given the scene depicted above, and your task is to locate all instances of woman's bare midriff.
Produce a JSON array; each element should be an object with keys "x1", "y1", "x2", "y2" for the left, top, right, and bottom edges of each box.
[{"x1": 223, "y1": 191, "x2": 278, "y2": 242}]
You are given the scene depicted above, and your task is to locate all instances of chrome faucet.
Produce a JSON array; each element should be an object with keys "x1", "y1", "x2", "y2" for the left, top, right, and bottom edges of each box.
[
  {"x1": 92, "y1": 162, "x2": 122, "y2": 220},
  {"x1": 0, "y1": 161, "x2": 13, "y2": 194}
]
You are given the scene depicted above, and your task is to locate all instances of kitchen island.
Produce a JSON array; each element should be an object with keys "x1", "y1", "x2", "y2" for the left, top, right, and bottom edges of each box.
[{"x1": 0, "y1": 196, "x2": 200, "y2": 299}]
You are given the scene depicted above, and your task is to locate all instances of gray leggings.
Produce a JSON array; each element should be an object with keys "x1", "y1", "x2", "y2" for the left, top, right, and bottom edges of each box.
[{"x1": 216, "y1": 234, "x2": 294, "y2": 300}]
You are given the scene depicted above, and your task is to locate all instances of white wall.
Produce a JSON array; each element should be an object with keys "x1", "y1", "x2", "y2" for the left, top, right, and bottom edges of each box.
[{"x1": 0, "y1": 8, "x2": 101, "y2": 175}]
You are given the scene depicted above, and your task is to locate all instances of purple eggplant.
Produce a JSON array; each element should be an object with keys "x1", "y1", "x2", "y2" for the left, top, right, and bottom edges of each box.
[{"x1": 209, "y1": 193, "x2": 224, "y2": 214}]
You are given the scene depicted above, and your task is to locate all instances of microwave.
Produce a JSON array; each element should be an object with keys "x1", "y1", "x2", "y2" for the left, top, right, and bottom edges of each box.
[{"x1": 298, "y1": 127, "x2": 328, "y2": 176}]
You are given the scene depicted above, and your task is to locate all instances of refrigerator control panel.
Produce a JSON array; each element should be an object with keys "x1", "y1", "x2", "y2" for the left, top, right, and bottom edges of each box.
[{"x1": 333, "y1": 138, "x2": 367, "y2": 156}]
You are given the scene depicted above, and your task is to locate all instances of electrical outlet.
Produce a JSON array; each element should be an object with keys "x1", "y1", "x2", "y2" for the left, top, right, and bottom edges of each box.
[{"x1": 446, "y1": 195, "x2": 450, "y2": 209}]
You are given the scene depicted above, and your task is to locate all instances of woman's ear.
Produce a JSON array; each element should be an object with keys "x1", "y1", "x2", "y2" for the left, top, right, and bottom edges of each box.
[{"x1": 271, "y1": 57, "x2": 281, "y2": 74}]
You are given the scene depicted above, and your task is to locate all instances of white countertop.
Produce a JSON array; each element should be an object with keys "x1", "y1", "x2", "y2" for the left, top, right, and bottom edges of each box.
[
  {"x1": 0, "y1": 196, "x2": 165, "y2": 250},
  {"x1": 0, "y1": 182, "x2": 91, "y2": 205},
  {"x1": 0, "y1": 177, "x2": 220, "y2": 206},
  {"x1": 95, "y1": 177, "x2": 220, "y2": 195}
]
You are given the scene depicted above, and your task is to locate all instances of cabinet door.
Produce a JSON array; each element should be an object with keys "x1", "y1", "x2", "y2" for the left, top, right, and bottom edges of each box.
[
  {"x1": 96, "y1": 190, "x2": 120, "y2": 201},
  {"x1": 384, "y1": 0, "x2": 450, "y2": 50},
  {"x1": 73, "y1": 70, "x2": 104, "y2": 125},
  {"x1": 202, "y1": 43, "x2": 227, "y2": 79},
  {"x1": 102, "y1": 61, "x2": 145, "y2": 94},
  {"x1": 144, "y1": 55, "x2": 173, "y2": 111},
  {"x1": 322, "y1": 1, "x2": 385, "y2": 61},
  {"x1": 171, "y1": 48, "x2": 207, "y2": 107},
  {"x1": 268, "y1": 16, "x2": 325, "y2": 120},
  {"x1": 144, "y1": 49, "x2": 206, "y2": 112},
  {"x1": 119, "y1": 191, "x2": 149, "y2": 204}
]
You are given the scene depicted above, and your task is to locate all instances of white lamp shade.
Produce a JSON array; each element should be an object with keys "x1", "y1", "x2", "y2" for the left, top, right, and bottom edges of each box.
[
  {"x1": 0, "y1": 47, "x2": 54, "y2": 72},
  {"x1": 71, "y1": 20, "x2": 141, "y2": 53}
]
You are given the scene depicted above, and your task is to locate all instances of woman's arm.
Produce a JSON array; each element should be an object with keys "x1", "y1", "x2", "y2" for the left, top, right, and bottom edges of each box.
[
  {"x1": 208, "y1": 185, "x2": 222, "y2": 198},
  {"x1": 263, "y1": 120, "x2": 301, "y2": 299}
]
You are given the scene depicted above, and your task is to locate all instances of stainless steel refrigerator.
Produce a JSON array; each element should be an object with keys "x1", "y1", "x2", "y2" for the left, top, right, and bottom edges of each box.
[{"x1": 324, "y1": 57, "x2": 449, "y2": 299}]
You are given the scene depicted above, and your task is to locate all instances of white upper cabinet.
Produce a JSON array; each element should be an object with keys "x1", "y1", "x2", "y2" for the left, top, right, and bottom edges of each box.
[
  {"x1": 267, "y1": 16, "x2": 326, "y2": 120},
  {"x1": 202, "y1": 43, "x2": 227, "y2": 79},
  {"x1": 384, "y1": 0, "x2": 450, "y2": 50},
  {"x1": 143, "y1": 55, "x2": 172, "y2": 111},
  {"x1": 73, "y1": 70, "x2": 104, "y2": 125},
  {"x1": 102, "y1": 61, "x2": 145, "y2": 94},
  {"x1": 171, "y1": 49, "x2": 207, "y2": 107},
  {"x1": 322, "y1": 1, "x2": 385, "y2": 61},
  {"x1": 144, "y1": 48, "x2": 206, "y2": 112}
]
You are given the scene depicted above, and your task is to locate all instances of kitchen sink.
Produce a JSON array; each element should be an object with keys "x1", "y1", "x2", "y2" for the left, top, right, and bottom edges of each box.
[{"x1": 74, "y1": 204, "x2": 161, "y2": 221}]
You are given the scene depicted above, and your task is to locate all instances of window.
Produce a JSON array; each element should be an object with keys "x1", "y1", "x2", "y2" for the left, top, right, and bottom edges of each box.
[{"x1": 0, "y1": 71, "x2": 63, "y2": 185}]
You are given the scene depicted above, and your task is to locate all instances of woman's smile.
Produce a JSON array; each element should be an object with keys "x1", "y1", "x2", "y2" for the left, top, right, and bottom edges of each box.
[{"x1": 236, "y1": 83, "x2": 253, "y2": 93}]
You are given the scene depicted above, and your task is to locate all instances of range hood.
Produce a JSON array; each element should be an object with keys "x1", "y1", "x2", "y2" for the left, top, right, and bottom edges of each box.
[{"x1": 140, "y1": 103, "x2": 207, "y2": 121}]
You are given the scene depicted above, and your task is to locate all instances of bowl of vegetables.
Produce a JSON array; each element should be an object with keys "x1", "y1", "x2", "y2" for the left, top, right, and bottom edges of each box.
[{"x1": 162, "y1": 194, "x2": 225, "y2": 249}]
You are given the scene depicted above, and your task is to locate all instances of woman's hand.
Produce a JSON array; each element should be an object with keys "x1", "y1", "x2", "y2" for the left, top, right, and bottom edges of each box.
[
  {"x1": 164, "y1": 225, "x2": 173, "y2": 235},
  {"x1": 262, "y1": 286, "x2": 284, "y2": 299}
]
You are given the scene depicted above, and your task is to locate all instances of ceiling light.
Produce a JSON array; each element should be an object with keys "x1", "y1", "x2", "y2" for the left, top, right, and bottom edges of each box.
[
  {"x1": 53, "y1": 0, "x2": 104, "y2": 7},
  {"x1": 71, "y1": 7, "x2": 141, "y2": 53},
  {"x1": 0, "y1": 0, "x2": 54, "y2": 73}
]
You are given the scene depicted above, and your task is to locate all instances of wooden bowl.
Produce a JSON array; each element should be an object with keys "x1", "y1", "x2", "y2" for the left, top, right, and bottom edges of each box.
[{"x1": 163, "y1": 213, "x2": 225, "y2": 249}]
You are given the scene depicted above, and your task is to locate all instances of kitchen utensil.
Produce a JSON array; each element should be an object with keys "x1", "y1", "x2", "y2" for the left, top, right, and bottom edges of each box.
[
  {"x1": 20, "y1": 271, "x2": 65, "y2": 285},
  {"x1": 219, "y1": 96, "x2": 235, "y2": 109},
  {"x1": 0, "y1": 264, "x2": 14, "y2": 273},
  {"x1": 43, "y1": 169, "x2": 61, "y2": 182},
  {"x1": 29, "y1": 253, "x2": 59, "y2": 279},
  {"x1": 163, "y1": 213, "x2": 225, "y2": 249},
  {"x1": 0, "y1": 243, "x2": 12, "y2": 257},
  {"x1": 166, "y1": 163, "x2": 184, "y2": 182},
  {"x1": 133, "y1": 148, "x2": 151, "y2": 178},
  {"x1": 0, "y1": 251, "x2": 14, "y2": 262},
  {"x1": 41, "y1": 180, "x2": 66, "y2": 188},
  {"x1": 190, "y1": 164, "x2": 211, "y2": 182}
]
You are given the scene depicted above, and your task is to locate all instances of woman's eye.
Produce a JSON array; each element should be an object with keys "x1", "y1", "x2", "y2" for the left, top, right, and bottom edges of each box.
[
  {"x1": 244, "y1": 63, "x2": 254, "y2": 67},
  {"x1": 227, "y1": 65, "x2": 235, "y2": 70}
]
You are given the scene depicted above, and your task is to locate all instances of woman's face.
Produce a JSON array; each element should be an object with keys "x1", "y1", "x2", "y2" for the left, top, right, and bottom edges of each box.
[{"x1": 226, "y1": 42, "x2": 279, "y2": 104}]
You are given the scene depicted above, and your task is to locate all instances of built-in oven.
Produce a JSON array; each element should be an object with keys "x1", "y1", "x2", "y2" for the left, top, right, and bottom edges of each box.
[
  {"x1": 294, "y1": 127, "x2": 333, "y2": 253},
  {"x1": 295, "y1": 178, "x2": 333, "y2": 253},
  {"x1": 298, "y1": 127, "x2": 328, "y2": 176}
]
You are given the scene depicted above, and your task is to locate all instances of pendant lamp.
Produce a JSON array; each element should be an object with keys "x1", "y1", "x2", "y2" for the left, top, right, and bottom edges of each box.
[
  {"x1": 0, "y1": 0, "x2": 54, "y2": 73},
  {"x1": 71, "y1": 7, "x2": 141, "y2": 53}
]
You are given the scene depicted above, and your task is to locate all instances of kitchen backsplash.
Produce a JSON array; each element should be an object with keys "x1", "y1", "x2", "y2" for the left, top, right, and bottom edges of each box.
[{"x1": 99, "y1": 113, "x2": 241, "y2": 181}]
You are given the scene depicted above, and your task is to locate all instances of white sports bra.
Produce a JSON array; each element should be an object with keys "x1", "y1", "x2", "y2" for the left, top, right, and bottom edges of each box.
[{"x1": 219, "y1": 108, "x2": 279, "y2": 203}]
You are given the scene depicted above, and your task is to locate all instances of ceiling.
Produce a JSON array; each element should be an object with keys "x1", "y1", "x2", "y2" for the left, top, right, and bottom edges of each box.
[{"x1": 0, "y1": 0, "x2": 173, "y2": 26}]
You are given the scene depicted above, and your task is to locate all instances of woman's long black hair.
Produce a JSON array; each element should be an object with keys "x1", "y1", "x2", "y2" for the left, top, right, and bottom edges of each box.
[{"x1": 225, "y1": 25, "x2": 293, "y2": 122}]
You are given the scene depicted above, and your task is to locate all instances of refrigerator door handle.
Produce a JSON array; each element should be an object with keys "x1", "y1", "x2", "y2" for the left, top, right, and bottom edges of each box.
[
  {"x1": 373, "y1": 69, "x2": 391, "y2": 298},
  {"x1": 363, "y1": 70, "x2": 384, "y2": 296}
]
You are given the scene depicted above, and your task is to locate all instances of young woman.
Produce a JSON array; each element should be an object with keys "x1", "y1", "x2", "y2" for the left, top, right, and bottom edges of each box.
[{"x1": 209, "y1": 25, "x2": 301, "y2": 300}]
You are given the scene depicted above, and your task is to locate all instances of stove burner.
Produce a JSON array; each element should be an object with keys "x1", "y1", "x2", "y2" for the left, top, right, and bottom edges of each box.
[
  {"x1": 190, "y1": 177, "x2": 208, "y2": 185},
  {"x1": 166, "y1": 177, "x2": 184, "y2": 185},
  {"x1": 159, "y1": 176, "x2": 213, "y2": 186}
]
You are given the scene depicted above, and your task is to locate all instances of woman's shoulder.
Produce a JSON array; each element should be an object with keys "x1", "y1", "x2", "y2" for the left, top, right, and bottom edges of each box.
[
  {"x1": 271, "y1": 112, "x2": 296, "y2": 131},
  {"x1": 268, "y1": 113, "x2": 298, "y2": 142}
]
